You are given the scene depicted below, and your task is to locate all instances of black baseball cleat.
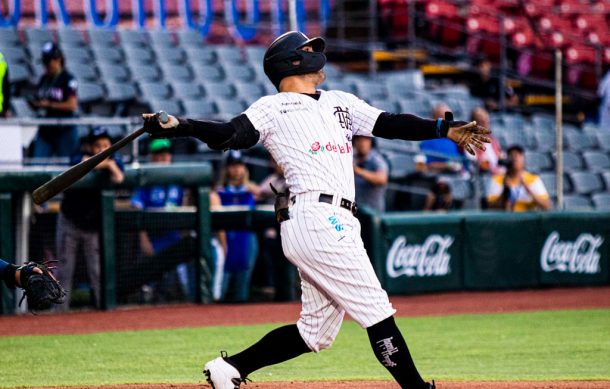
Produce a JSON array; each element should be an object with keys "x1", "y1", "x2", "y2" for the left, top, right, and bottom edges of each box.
[{"x1": 426, "y1": 380, "x2": 436, "y2": 389}]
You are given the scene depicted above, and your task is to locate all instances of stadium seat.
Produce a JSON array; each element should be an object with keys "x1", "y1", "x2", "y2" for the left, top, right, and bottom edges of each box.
[
  {"x1": 185, "y1": 46, "x2": 217, "y2": 65},
  {"x1": 559, "y1": 151, "x2": 584, "y2": 172},
  {"x1": 7, "y1": 63, "x2": 30, "y2": 84},
  {"x1": 564, "y1": 131, "x2": 595, "y2": 152},
  {"x1": 525, "y1": 151, "x2": 552, "y2": 172},
  {"x1": 70, "y1": 63, "x2": 98, "y2": 82},
  {"x1": 149, "y1": 30, "x2": 177, "y2": 47},
  {"x1": 582, "y1": 151, "x2": 610, "y2": 172},
  {"x1": 155, "y1": 47, "x2": 187, "y2": 65},
  {"x1": 63, "y1": 47, "x2": 93, "y2": 64},
  {"x1": 233, "y1": 81, "x2": 266, "y2": 101},
  {"x1": 245, "y1": 46, "x2": 266, "y2": 64},
  {"x1": 602, "y1": 171, "x2": 610, "y2": 190},
  {"x1": 57, "y1": 28, "x2": 87, "y2": 47},
  {"x1": 0, "y1": 46, "x2": 28, "y2": 65},
  {"x1": 386, "y1": 153, "x2": 416, "y2": 180},
  {"x1": 24, "y1": 28, "x2": 55, "y2": 45},
  {"x1": 147, "y1": 98, "x2": 183, "y2": 116},
  {"x1": 354, "y1": 80, "x2": 389, "y2": 101},
  {"x1": 0, "y1": 29, "x2": 22, "y2": 47},
  {"x1": 138, "y1": 82, "x2": 172, "y2": 100},
  {"x1": 569, "y1": 172, "x2": 604, "y2": 195},
  {"x1": 214, "y1": 98, "x2": 246, "y2": 117},
  {"x1": 182, "y1": 99, "x2": 217, "y2": 118},
  {"x1": 539, "y1": 172, "x2": 573, "y2": 197},
  {"x1": 128, "y1": 64, "x2": 161, "y2": 82},
  {"x1": 177, "y1": 30, "x2": 204, "y2": 48},
  {"x1": 161, "y1": 64, "x2": 194, "y2": 82},
  {"x1": 98, "y1": 63, "x2": 130, "y2": 82},
  {"x1": 105, "y1": 82, "x2": 137, "y2": 103},
  {"x1": 592, "y1": 194, "x2": 610, "y2": 210},
  {"x1": 562, "y1": 195, "x2": 593, "y2": 210},
  {"x1": 202, "y1": 82, "x2": 236, "y2": 99},
  {"x1": 11, "y1": 98, "x2": 36, "y2": 117},
  {"x1": 192, "y1": 64, "x2": 225, "y2": 82},
  {"x1": 214, "y1": 45, "x2": 245, "y2": 64},
  {"x1": 368, "y1": 99, "x2": 399, "y2": 113},
  {"x1": 119, "y1": 30, "x2": 149, "y2": 47},
  {"x1": 531, "y1": 114, "x2": 555, "y2": 133},
  {"x1": 78, "y1": 82, "x2": 105, "y2": 106},
  {"x1": 222, "y1": 64, "x2": 256, "y2": 82},
  {"x1": 533, "y1": 131, "x2": 556, "y2": 152},
  {"x1": 597, "y1": 132, "x2": 610, "y2": 152},
  {"x1": 88, "y1": 29, "x2": 118, "y2": 47},
  {"x1": 171, "y1": 82, "x2": 205, "y2": 100},
  {"x1": 124, "y1": 47, "x2": 155, "y2": 64},
  {"x1": 92, "y1": 46, "x2": 124, "y2": 64}
]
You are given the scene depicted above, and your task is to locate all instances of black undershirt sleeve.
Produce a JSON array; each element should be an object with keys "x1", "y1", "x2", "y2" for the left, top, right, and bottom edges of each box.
[
  {"x1": 177, "y1": 113, "x2": 259, "y2": 150},
  {"x1": 371, "y1": 112, "x2": 447, "y2": 140}
]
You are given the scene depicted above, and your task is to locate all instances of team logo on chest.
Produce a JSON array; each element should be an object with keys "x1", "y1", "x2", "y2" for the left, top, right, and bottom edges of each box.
[{"x1": 333, "y1": 106, "x2": 353, "y2": 133}]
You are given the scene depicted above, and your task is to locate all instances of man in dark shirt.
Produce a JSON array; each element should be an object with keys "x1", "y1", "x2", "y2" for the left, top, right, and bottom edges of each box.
[
  {"x1": 470, "y1": 59, "x2": 518, "y2": 111},
  {"x1": 55, "y1": 127, "x2": 124, "y2": 310},
  {"x1": 29, "y1": 42, "x2": 79, "y2": 159}
]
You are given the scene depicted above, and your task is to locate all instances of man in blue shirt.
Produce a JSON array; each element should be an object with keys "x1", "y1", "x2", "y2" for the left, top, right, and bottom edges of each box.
[
  {"x1": 353, "y1": 136, "x2": 389, "y2": 212},
  {"x1": 419, "y1": 103, "x2": 465, "y2": 173}
]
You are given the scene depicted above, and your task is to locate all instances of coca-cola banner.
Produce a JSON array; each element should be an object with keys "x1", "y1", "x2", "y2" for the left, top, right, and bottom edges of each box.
[
  {"x1": 382, "y1": 214, "x2": 463, "y2": 294},
  {"x1": 539, "y1": 213, "x2": 609, "y2": 285}
]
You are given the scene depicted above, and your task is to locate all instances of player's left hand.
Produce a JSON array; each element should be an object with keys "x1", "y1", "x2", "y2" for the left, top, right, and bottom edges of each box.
[
  {"x1": 446, "y1": 121, "x2": 492, "y2": 156},
  {"x1": 142, "y1": 112, "x2": 180, "y2": 139}
]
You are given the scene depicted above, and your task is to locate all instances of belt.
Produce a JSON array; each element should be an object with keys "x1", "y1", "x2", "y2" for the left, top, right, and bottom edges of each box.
[{"x1": 289, "y1": 193, "x2": 358, "y2": 216}]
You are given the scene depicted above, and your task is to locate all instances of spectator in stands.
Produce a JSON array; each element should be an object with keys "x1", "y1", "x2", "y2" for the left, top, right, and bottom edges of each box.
[
  {"x1": 487, "y1": 145, "x2": 551, "y2": 212},
  {"x1": 55, "y1": 127, "x2": 124, "y2": 311},
  {"x1": 131, "y1": 139, "x2": 191, "y2": 301},
  {"x1": 29, "y1": 43, "x2": 79, "y2": 159},
  {"x1": 471, "y1": 107, "x2": 503, "y2": 174},
  {"x1": 423, "y1": 177, "x2": 453, "y2": 212},
  {"x1": 353, "y1": 135, "x2": 389, "y2": 212},
  {"x1": 470, "y1": 58, "x2": 518, "y2": 111},
  {"x1": 256, "y1": 158, "x2": 297, "y2": 301},
  {"x1": 0, "y1": 50, "x2": 10, "y2": 118},
  {"x1": 216, "y1": 151, "x2": 260, "y2": 302},
  {"x1": 598, "y1": 70, "x2": 610, "y2": 131},
  {"x1": 419, "y1": 103, "x2": 464, "y2": 174},
  {"x1": 210, "y1": 190, "x2": 227, "y2": 301}
]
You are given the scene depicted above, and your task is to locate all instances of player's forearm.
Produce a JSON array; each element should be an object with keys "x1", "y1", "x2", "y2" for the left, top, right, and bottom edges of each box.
[
  {"x1": 372, "y1": 112, "x2": 447, "y2": 140},
  {"x1": 171, "y1": 114, "x2": 259, "y2": 150},
  {"x1": 0, "y1": 259, "x2": 18, "y2": 288}
]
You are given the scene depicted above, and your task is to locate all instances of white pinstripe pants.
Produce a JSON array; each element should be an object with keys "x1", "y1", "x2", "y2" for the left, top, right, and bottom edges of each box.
[{"x1": 281, "y1": 192, "x2": 396, "y2": 352}]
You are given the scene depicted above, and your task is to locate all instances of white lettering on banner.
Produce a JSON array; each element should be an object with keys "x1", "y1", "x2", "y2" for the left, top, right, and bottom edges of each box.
[
  {"x1": 386, "y1": 235, "x2": 453, "y2": 278},
  {"x1": 540, "y1": 232, "x2": 604, "y2": 274}
]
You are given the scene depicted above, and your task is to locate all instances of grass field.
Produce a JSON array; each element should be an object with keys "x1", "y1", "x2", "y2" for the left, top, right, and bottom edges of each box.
[{"x1": 1, "y1": 309, "x2": 608, "y2": 387}]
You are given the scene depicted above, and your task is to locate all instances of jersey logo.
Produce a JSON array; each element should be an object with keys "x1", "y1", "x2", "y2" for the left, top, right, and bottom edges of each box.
[
  {"x1": 333, "y1": 106, "x2": 353, "y2": 132},
  {"x1": 309, "y1": 140, "x2": 352, "y2": 155}
]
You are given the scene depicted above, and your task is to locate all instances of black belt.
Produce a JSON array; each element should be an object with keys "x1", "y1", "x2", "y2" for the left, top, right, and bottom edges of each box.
[{"x1": 318, "y1": 193, "x2": 358, "y2": 215}]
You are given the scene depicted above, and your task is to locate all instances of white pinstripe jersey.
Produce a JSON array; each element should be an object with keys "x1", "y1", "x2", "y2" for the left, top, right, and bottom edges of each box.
[{"x1": 244, "y1": 90, "x2": 383, "y2": 199}]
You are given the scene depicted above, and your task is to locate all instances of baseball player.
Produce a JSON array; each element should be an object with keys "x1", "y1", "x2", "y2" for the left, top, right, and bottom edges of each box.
[{"x1": 143, "y1": 31, "x2": 490, "y2": 389}]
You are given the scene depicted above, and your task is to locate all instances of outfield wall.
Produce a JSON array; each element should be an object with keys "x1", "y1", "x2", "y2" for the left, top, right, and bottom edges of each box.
[{"x1": 1, "y1": 166, "x2": 608, "y2": 314}]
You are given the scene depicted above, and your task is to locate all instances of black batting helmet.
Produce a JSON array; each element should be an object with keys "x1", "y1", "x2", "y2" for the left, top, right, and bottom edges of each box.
[{"x1": 263, "y1": 31, "x2": 326, "y2": 91}]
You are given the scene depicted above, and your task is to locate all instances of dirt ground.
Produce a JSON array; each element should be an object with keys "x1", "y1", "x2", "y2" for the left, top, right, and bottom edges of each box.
[{"x1": 4, "y1": 286, "x2": 609, "y2": 389}]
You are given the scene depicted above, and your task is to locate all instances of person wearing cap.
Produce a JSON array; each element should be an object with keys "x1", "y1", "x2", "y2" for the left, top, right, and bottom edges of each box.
[
  {"x1": 487, "y1": 144, "x2": 551, "y2": 212},
  {"x1": 353, "y1": 135, "x2": 389, "y2": 212},
  {"x1": 55, "y1": 127, "x2": 124, "y2": 310},
  {"x1": 215, "y1": 151, "x2": 260, "y2": 302},
  {"x1": 29, "y1": 42, "x2": 79, "y2": 159}
]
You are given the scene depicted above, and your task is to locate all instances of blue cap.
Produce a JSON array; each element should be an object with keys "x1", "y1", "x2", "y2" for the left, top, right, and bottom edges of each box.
[
  {"x1": 226, "y1": 150, "x2": 244, "y2": 165},
  {"x1": 41, "y1": 42, "x2": 62, "y2": 62},
  {"x1": 88, "y1": 126, "x2": 111, "y2": 143}
]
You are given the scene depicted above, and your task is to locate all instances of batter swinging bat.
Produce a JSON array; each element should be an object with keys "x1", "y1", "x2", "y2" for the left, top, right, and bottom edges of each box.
[{"x1": 32, "y1": 111, "x2": 169, "y2": 205}]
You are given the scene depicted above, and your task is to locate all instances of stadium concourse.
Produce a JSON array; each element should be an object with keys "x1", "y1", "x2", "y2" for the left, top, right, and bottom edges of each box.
[{"x1": 1, "y1": 25, "x2": 608, "y2": 210}]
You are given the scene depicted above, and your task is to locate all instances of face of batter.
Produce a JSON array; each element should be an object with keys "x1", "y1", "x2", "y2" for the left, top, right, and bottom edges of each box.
[{"x1": 282, "y1": 45, "x2": 326, "y2": 89}]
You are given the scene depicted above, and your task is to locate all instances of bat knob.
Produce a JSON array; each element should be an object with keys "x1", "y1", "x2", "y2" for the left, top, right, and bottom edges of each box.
[
  {"x1": 444, "y1": 111, "x2": 454, "y2": 121},
  {"x1": 157, "y1": 110, "x2": 169, "y2": 124}
]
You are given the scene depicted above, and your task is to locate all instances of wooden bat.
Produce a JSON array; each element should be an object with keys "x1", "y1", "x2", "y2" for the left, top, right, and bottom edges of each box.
[{"x1": 32, "y1": 111, "x2": 169, "y2": 205}]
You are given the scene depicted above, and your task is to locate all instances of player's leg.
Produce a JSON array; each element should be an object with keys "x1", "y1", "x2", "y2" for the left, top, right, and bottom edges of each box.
[
  {"x1": 287, "y1": 206, "x2": 431, "y2": 389},
  {"x1": 82, "y1": 230, "x2": 102, "y2": 308},
  {"x1": 54, "y1": 213, "x2": 79, "y2": 311}
]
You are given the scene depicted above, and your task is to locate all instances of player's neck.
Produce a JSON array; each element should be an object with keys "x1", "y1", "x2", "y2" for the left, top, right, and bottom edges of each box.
[{"x1": 279, "y1": 77, "x2": 317, "y2": 94}]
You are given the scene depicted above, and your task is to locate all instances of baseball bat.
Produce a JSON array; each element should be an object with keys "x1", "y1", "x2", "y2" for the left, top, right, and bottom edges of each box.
[{"x1": 32, "y1": 111, "x2": 169, "y2": 205}]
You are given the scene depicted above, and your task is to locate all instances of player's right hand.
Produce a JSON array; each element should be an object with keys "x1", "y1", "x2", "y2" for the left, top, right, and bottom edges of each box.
[
  {"x1": 142, "y1": 112, "x2": 180, "y2": 138},
  {"x1": 446, "y1": 121, "x2": 491, "y2": 156}
]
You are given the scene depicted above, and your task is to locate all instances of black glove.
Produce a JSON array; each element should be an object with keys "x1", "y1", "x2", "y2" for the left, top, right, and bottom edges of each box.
[
  {"x1": 270, "y1": 183, "x2": 290, "y2": 223},
  {"x1": 16, "y1": 261, "x2": 66, "y2": 312},
  {"x1": 142, "y1": 112, "x2": 188, "y2": 139}
]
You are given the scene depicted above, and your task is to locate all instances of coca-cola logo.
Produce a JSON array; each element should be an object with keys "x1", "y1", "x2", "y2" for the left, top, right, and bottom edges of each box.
[
  {"x1": 541, "y1": 232, "x2": 604, "y2": 274},
  {"x1": 386, "y1": 235, "x2": 453, "y2": 278}
]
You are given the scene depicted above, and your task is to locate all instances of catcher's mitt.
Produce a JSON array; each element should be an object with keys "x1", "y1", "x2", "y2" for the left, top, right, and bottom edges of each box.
[{"x1": 17, "y1": 261, "x2": 66, "y2": 312}]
